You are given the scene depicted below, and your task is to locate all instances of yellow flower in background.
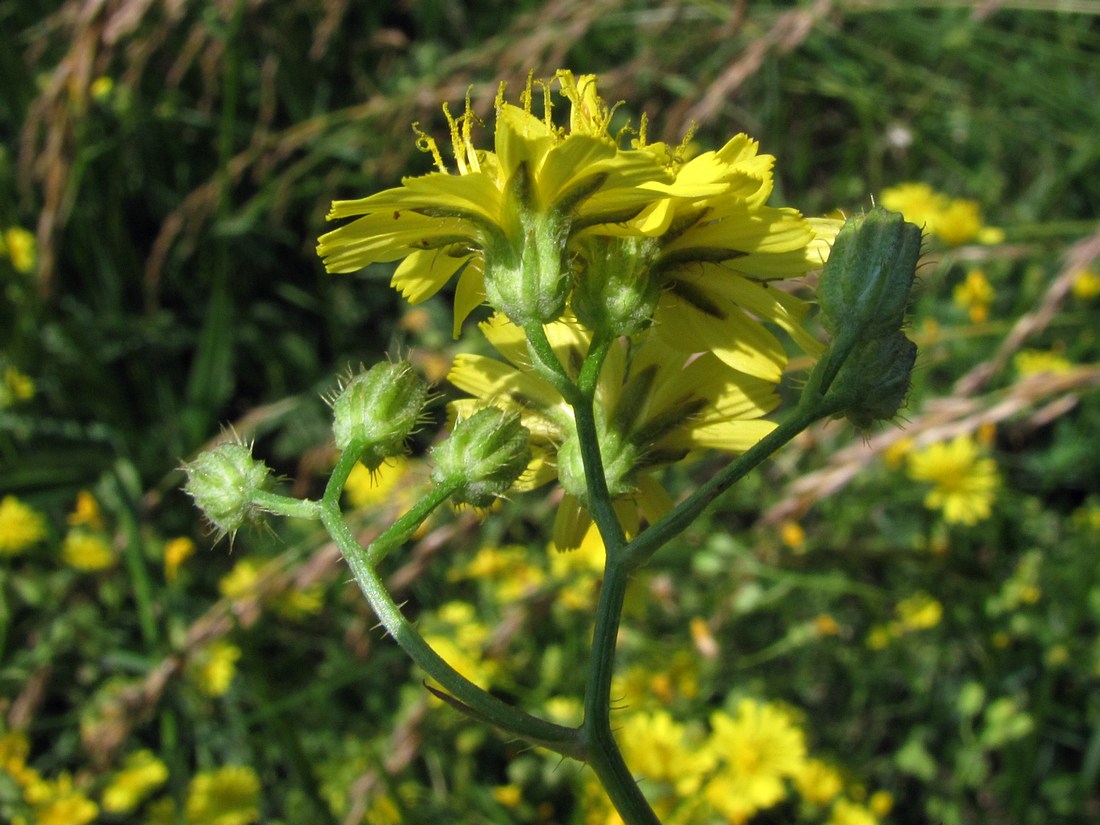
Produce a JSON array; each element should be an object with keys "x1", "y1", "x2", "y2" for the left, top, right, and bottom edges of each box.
[
  {"x1": 878, "y1": 183, "x2": 943, "y2": 233},
  {"x1": 67, "y1": 490, "x2": 106, "y2": 531},
  {"x1": 934, "y1": 197, "x2": 983, "y2": 246},
  {"x1": 615, "y1": 711, "x2": 694, "y2": 784},
  {"x1": 828, "y1": 798, "x2": 879, "y2": 825},
  {"x1": 894, "y1": 591, "x2": 943, "y2": 631},
  {"x1": 164, "y1": 536, "x2": 195, "y2": 582},
  {"x1": 794, "y1": 758, "x2": 843, "y2": 805},
  {"x1": 1013, "y1": 348, "x2": 1073, "y2": 377},
  {"x1": 699, "y1": 699, "x2": 807, "y2": 822},
  {"x1": 343, "y1": 455, "x2": 410, "y2": 509},
  {"x1": 2, "y1": 227, "x2": 37, "y2": 274},
  {"x1": 907, "y1": 435, "x2": 1000, "y2": 525},
  {"x1": 25, "y1": 772, "x2": 99, "y2": 825},
  {"x1": 270, "y1": 583, "x2": 325, "y2": 620},
  {"x1": 880, "y1": 182, "x2": 999, "y2": 246},
  {"x1": 189, "y1": 640, "x2": 242, "y2": 697},
  {"x1": 2, "y1": 366, "x2": 36, "y2": 407},
  {"x1": 101, "y1": 749, "x2": 169, "y2": 813},
  {"x1": 61, "y1": 529, "x2": 116, "y2": 571},
  {"x1": 491, "y1": 784, "x2": 522, "y2": 807},
  {"x1": 184, "y1": 765, "x2": 261, "y2": 825},
  {"x1": 779, "y1": 519, "x2": 806, "y2": 551},
  {"x1": 448, "y1": 312, "x2": 779, "y2": 549},
  {"x1": 1071, "y1": 267, "x2": 1100, "y2": 299},
  {"x1": 90, "y1": 76, "x2": 114, "y2": 101},
  {"x1": 0, "y1": 495, "x2": 47, "y2": 556},
  {"x1": 218, "y1": 557, "x2": 265, "y2": 599},
  {"x1": 0, "y1": 729, "x2": 38, "y2": 790},
  {"x1": 953, "y1": 269, "x2": 995, "y2": 323}
]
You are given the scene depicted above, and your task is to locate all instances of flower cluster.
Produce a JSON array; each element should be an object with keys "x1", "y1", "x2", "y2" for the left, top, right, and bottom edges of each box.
[
  {"x1": 316, "y1": 70, "x2": 843, "y2": 528},
  {"x1": 578, "y1": 698, "x2": 892, "y2": 825},
  {"x1": 319, "y1": 72, "x2": 836, "y2": 379}
]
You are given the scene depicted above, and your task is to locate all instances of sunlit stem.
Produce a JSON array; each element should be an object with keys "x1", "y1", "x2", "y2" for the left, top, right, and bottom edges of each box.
[
  {"x1": 624, "y1": 387, "x2": 845, "y2": 572},
  {"x1": 250, "y1": 490, "x2": 322, "y2": 521},
  {"x1": 320, "y1": 445, "x2": 582, "y2": 756}
]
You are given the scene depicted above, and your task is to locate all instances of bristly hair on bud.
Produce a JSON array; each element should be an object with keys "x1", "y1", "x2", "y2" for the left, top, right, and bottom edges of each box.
[
  {"x1": 183, "y1": 433, "x2": 274, "y2": 540},
  {"x1": 430, "y1": 407, "x2": 531, "y2": 508},
  {"x1": 329, "y1": 359, "x2": 431, "y2": 470}
]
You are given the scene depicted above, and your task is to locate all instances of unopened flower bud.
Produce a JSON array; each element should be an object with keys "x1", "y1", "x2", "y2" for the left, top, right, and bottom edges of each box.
[
  {"x1": 818, "y1": 206, "x2": 921, "y2": 344},
  {"x1": 836, "y1": 331, "x2": 918, "y2": 430},
  {"x1": 808, "y1": 206, "x2": 921, "y2": 428},
  {"x1": 184, "y1": 442, "x2": 272, "y2": 535},
  {"x1": 431, "y1": 407, "x2": 531, "y2": 507},
  {"x1": 332, "y1": 361, "x2": 428, "y2": 469}
]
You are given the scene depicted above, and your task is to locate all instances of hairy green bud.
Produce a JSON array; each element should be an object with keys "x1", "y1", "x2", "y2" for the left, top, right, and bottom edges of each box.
[
  {"x1": 184, "y1": 441, "x2": 272, "y2": 535},
  {"x1": 331, "y1": 361, "x2": 428, "y2": 469},
  {"x1": 431, "y1": 407, "x2": 531, "y2": 508}
]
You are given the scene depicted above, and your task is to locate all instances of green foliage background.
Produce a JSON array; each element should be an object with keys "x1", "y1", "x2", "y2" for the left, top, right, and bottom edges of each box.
[{"x1": 2, "y1": 1, "x2": 1099, "y2": 823}]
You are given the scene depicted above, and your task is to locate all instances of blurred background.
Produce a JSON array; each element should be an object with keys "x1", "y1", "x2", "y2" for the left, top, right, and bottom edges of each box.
[{"x1": 2, "y1": 1, "x2": 1099, "y2": 823}]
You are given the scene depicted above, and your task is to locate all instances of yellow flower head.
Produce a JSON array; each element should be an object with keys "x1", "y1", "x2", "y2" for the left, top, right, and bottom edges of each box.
[
  {"x1": 447, "y1": 312, "x2": 779, "y2": 549},
  {"x1": 953, "y1": 269, "x2": 995, "y2": 323},
  {"x1": 218, "y1": 557, "x2": 265, "y2": 599},
  {"x1": 101, "y1": 749, "x2": 169, "y2": 813},
  {"x1": 699, "y1": 699, "x2": 807, "y2": 822},
  {"x1": 163, "y1": 536, "x2": 196, "y2": 582},
  {"x1": 0, "y1": 495, "x2": 48, "y2": 556},
  {"x1": 907, "y1": 435, "x2": 1000, "y2": 526},
  {"x1": 189, "y1": 640, "x2": 242, "y2": 697},
  {"x1": 67, "y1": 490, "x2": 106, "y2": 531},
  {"x1": 2, "y1": 366, "x2": 36, "y2": 407},
  {"x1": 794, "y1": 758, "x2": 843, "y2": 805},
  {"x1": 880, "y1": 182, "x2": 994, "y2": 246},
  {"x1": 185, "y1": 765, "x2": 261, "y2": 825},
  {"x1": 319, "y1": 70, "x2": 837, "y2": 357},
  {"x1": 1071, "y1": 266, "x2": 1100, "y2": 300},
  {"x1": 615, "y1": 710, "x2": 695, "y2": 785},
  {"x1": 61, "y1": 529, "x2": 116, "y2": 571},
  {"x1": 1013, "y1": 348, "x2": 1073, "y2": 377},
  {"x1": 894, "y1": 591, "x2": 943, "y2": 631},
  {"x1": 828, "y1": 798, "x2": 879, "y2": 825},
  {"x1": 3, "y1": 227, "x2": 37, "y2": 274},
  {"x1": 25, "y1": 772, "x2": 99, "y2": 825}
]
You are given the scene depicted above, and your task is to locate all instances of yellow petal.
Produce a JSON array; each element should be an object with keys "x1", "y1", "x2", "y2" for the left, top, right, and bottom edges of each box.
[
  {"x1": 655, "y1": 291, "x2": 786, "y2": 382},
  {"x1": 318, "y1": 212, "x2": 474, "y2": 273},
  {"x1": 392, "y1": 248, "x2": 471, "y2": 303},
  {"x1": 447, "y1": 354, "x2": 562, "y2": 410},
  {"x1": 552, "y1": 495, "x2": 592, "y2": 552},
  {"x1": 452, "y1": 260, "x2": 486, "y2": 337}
]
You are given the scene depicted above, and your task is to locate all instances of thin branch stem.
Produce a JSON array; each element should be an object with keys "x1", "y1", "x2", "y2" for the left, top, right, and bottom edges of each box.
[{"x1": 320, "y1": 446, "x2": 583, "y2": 757}]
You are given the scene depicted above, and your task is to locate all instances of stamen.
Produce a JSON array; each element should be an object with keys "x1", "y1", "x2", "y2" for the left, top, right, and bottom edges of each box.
[
  {"x1": 442, "y1": 102, "x2": 468, "y2": 175},
  {"x1": 412, "y1": 122, "x2": 448, "y2": 173}
]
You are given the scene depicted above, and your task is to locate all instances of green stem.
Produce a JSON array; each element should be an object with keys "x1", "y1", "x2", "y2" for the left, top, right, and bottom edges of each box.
[
  {"x1": 581, "y1": 554, "x2": 661, "y2": 825},
  {"x1": 524, "y1": 322, "x2": 583, "y2": 405},
  {"x1": 251, "y1": 491, "x2": 322, "y2": 521},
  {"x1": 625, "y1": 396, "x2": 837, "y2": 572},
  {"x1": 321, "y1": 447, "x2": 583, "y2": 757}
]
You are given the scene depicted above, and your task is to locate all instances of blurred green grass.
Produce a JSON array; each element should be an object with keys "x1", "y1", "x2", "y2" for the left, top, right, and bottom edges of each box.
[{"x1": 2, "y1": 1, "x2": 1099, "y2": 823}]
